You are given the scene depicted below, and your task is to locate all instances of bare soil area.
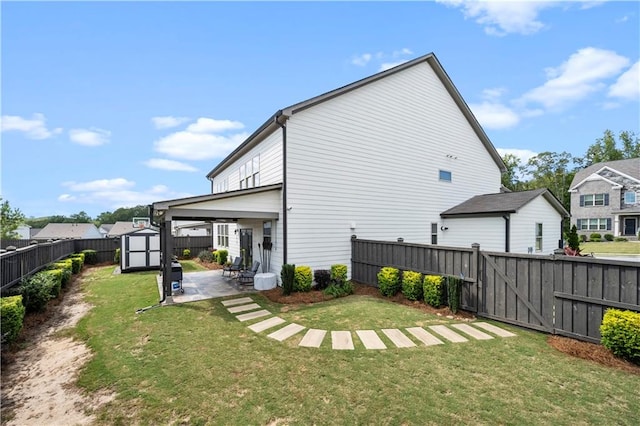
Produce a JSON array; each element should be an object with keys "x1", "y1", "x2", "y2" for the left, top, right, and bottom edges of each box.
[{"x1": 1, "y1": 270, "x2": 115, "y2": 425}]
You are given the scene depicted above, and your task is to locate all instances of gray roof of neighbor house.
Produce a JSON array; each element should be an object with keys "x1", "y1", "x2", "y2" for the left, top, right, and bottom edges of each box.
[
  {"x1": 107, "y1": 221, "x2": 145, "y2": 237},
  {"x1": 30, "y1": 228, "x2": 42, "y2": 238},
  {"x1": 570, "y1": 158, "x2": 640, "y2": 189},
  {"x1": 33, "y1": 223, "x2": 100, "y2": 240},
  {"x1": 441, "y1": 188, "x2": 569, "y2": 218},
  {"x1": 100, "y1": 224, "x2": 114, "y2": 233},
  {"x1": 206, "y1": 52, "x2": 506, "y2": 179}
]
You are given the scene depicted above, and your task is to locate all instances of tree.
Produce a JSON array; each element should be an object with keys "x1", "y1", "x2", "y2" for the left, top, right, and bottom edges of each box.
[
  {"x1": 1, "y1": 199, "x2": 26, "y2": 239},
  {"x1": 95, "y1": 205, "x2": 149, "y2": 225},
  {"x1": 69, "y1": 211, "x2": 92, "y2": 223},
  {"x1": 567, "y1": 225, "x2": 580, "y2": 251},
  {"x1": 583, "y1": 130, "x2": 639, "y2": 166},
  {"x1": 500, "y1": 153, "x2": 529, "y2": 191},
  {"x1": 522, "y1": 151, "x2": 578, "y2": 211}
]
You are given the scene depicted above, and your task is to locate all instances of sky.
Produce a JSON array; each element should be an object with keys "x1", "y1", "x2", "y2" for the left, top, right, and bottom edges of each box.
[{"x1": 1, "y1": 0, "x2": 639, "y2": 219}]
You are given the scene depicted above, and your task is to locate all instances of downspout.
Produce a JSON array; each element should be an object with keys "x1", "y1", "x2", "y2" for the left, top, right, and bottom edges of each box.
[
  {"x1": 502, "y1": 214, "x2": 510, "y2": 253},
  {"x1": 275, "y1": 111, "x2": 288, "y2": 264}
]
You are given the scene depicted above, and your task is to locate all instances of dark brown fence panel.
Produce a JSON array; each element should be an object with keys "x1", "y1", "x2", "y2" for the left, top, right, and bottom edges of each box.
[
  {"x1": 74, "y1": 238, "x2": 120, "y2": 263},
  {"x1": 1, "y1": 240, "x2": 76, "y2": 290},
  {"x1": 172, "y1": 236, "x2": 213, "y2": 258},
  {"x1": 1, "y1": 239, "x2": 35, "y2": 249}
]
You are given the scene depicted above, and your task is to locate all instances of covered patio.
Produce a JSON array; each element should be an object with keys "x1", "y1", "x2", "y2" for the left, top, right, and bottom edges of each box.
[{"x1": 156, "y1": 269, "x2": 256, "y2": 304}]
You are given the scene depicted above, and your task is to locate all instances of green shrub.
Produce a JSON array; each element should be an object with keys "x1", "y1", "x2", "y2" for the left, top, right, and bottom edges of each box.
[
  {"x1": 580, "y1": 234, "x2": 588, "y2": 242},
  {"x1": 446, "y1": 276, "x2": 463, "y2": 314},
  {"x1": 41, "y1": 270, "x2": 63, "y2": 298},
  {"x1": 423, "y1": 275, "x2": 445, "y2": 307},
  {"x1": 330, "y1": 264, "x2": 348, "y2": 285},
  {"x1": 52, "y1": 260, "x2": 73, "y2": 286},
  {"x1": 600, "y1": 309, "x2": 640, "y2": 365},
  {"x1": 323, "y1": 280, "x2": 354, "y2": 298},
  {"x1": 198, "y1": 250, "x2": 214, "y2": 263},
  {"x1": 281, "y1": 264, "x2": 295, "y2": 296},
  {"x1": 182, "y1": 249, "x2": 191, "y2": 259},
  {"x1": 589, "y1": 233, "x2": 602, "y2": 240},
  {"x1": 1, "y1": 295, "x2": 26, "y2": 344},
  {"x1": 567, "y1": 225, "x2": 580, "y2": 251},
  {"x1": 614, "y1": 237, "x2": 628, "y2": 242},
  {"x1": 68, "y1": 256, "x2": 83, "y2": 274},
  {"x1": 294, "y1": 266, "x2": 313, "y2": 292},
  {"x1": 114, "y1": 248, "x2": 121, "y2": 264},
  {"x1": 216, "y1": 249, "x2": 228, "y2": 265},
  {"x1": 81, "y1": 249, "x2": 98, "y2": 265},
  {"x1": 377, "y1": 267, "x2": 400, "y2": 297},
  {"x1": 19, "y1": 273, "x2": 56, "y2": 313},
  {"x1": 402, "y1": 270, "x2": 423, "y2": 301},
  {"x1": 313, "y1": 269, "x2": 331, "y2": 290},
  {"x1": 604, "y1": 234, "x2": 614, "y2": 242}
]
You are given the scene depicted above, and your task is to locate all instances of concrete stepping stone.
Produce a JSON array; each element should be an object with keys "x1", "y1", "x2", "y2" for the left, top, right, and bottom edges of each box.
[
  {"x1": 236, "y1": 309, "x2": 271, "y2": 322},
  {"x1": 299, "y1": 329, "x2": 327, "y2": 348},
  {"x1": 356, "y1": 330, "x2": 387, "y2": 350},
  {"x1": 331, "y1": 331, "x2": 354, "y2": 350},
  {"x1": 267, "y1": 323, "x2": 305, "y2": 342},
  {"x1": 428, "y1": 325, "x2": 468, "y2": 343},
  {"x1": 227, "y1": 303, "x2": 261, "y2": 314},
  {"x1": 221, "y1": 297, "x2": 253, "y2": 307},
  {"x1": 248, "y1": 316, "x2": 286, "y2": 333},
  {"x1": 452, "y1": 324, "x2": 494, "y2": 340},
  {"x1": 381, "y1": 329, "x2": 416, "y2": 348},
  {"x1": 405, "y1": 327, "x2": 444, "y2": 346},
  {"x1": 473, "y1": 322, "x2": 517, "y2": 337}
]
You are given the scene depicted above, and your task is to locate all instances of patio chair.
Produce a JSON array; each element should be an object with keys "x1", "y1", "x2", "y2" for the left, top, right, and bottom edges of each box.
[
  {"x1": 222, "y1": 256, "x2": 242, "y2": 277},
  {"x1": 238, "y1": 261, "x2": 261, "y2": 285}
]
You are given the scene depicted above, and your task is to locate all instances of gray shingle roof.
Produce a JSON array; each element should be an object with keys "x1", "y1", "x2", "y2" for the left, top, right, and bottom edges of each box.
[
  {"x1": 570, "y1": 158, "x2": 640, "y2": 189},
  {"x1": 441, "y1": 189, "x2": 569, "y2": 217},
  {"x1": 107, "y1": 221, "x2": 139, "y2": 237},
  {"x1": 33, "y1": 223, "x2": 100, "y2": 240}
]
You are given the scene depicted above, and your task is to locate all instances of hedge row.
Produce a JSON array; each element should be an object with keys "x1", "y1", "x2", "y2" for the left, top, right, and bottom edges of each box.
[
  {"x1": 1, "y1": 295, "x2": 26, "y2": 344},
  {"x1": 280, "y1": 264, "x2": 351, "y2": 297}
]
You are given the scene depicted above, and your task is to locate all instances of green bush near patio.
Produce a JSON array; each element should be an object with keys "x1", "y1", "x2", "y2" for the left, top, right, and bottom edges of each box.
[
  {"x1": 401, "y1": 270, "x2": 423, "y2": 301},
  {"x1": 423, "y1": 275, "x2": 445, "y2": 307},
  {"x1": 377, "y1": 266, "x2": 400, "y2": 297},
  {"x1": 294, "y1": 266, "x2": 312, "y2": 292}
]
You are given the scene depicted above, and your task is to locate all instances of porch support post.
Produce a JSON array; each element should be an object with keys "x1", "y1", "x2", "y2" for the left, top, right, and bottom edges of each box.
[{"x1": 162, "y1": 218, "x2": 174, "y2": 301}]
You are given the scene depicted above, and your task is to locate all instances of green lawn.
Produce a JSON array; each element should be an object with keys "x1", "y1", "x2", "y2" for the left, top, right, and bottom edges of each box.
[
  {"x1": 73, "y1": 267, "x2": 639, "y2": 425},
  {"x1": 580, "y1": 241, "x2": 640, "y2": 254},
  {"x1": 178, "y1": 259, "x2": 208, "y2": 272}
]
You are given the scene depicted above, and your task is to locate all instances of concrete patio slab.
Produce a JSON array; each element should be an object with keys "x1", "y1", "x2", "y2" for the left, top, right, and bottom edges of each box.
[
  {"x1": 267, "y1": 323, "x2": 306, "y2": 341},
  {"x1": 381, "y1": 329, "x2": 416, "y2": 348},
  {"x1": 299, "y1": 329, "x2": 327, "y2": 348},
  {"x1": 221, "y1": 297, "x2": 254, "y2": 307},
  {"x1": 158, "y1": 270, "x2": 256, "y2": 305},
  {"x1": 452, "y1": 324, "x2": 494, "y2": 340},
  {"x1": 331, "y1": 331, "x2": 354, "y2": 350},
  {"x1": 405, "y1": 327, "x2": 444, "y2": 346},
  {"x1": 356, "y1": 330, "x2": 387, "y2": 349},
  {"x1": 429, "y1": 325, "x2": 468, "y2": 343},
  {"x1": 227, "y1": 303, "x2": 262, "y2": 314},
  {"x1": 473, "y1": 322, "x2": 517, "y2": 337},
  {"x1": 236, "y1": 309, "x2": 271, "y2": 322},
  {"x1": 248, "y1": 317, "x2": 286, "y2": 333}
]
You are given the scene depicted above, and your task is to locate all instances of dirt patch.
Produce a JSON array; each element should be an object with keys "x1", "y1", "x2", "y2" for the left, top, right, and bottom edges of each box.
[
  {"x1": 548, "y1": 335, "x2": 640, "y2": 375},
  {"x1": 1, "y1": 268, "x2": 115, "y2": 425}
]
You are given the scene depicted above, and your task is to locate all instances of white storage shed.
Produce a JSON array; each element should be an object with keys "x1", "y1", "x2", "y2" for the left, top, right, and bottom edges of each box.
[{"x1": 120, "y1": 228, "x2": 161, "y2": 272}]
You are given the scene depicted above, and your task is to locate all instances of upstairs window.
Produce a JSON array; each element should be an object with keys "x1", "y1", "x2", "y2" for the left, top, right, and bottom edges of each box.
[
  {"x1": 239, "y1": 155, "x2": 260, "y2": 189},
  {"x1": 624, "y1": 191, "x2": 637, "y2": 205},
  {"x1": 580, "y1": 193, "x2": 608, "y2": 207},
  {"x1": 439, "y1": 170, "x2": 452, "y2": 182},
  {"x1": 215, "y1": 178, "x2": 228, "y2": 193}
]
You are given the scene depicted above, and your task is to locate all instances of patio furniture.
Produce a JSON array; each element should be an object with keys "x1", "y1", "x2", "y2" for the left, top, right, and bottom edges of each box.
[
  {"x1": 222, "y1": 257, "x2": 242, "y2": 277},
  {"x1": 238, "y1": 261, "x2": 261, "y2": 285}
]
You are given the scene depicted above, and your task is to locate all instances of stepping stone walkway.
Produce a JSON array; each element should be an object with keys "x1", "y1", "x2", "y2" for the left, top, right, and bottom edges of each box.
[{"x1": 222, "y1": 296, "x2": 517, "y2": 350}]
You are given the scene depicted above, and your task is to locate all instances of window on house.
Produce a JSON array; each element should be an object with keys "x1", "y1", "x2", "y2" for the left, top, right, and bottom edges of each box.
[
  {"x1": 239, "y1": 155, "x2": 260, "y2": 189},
  {"x1": 431, "y1": 223, "x2": 438, "y2": 245},
  {"x1": 217, "y1": 224, "x2": 229, "y2": 248},
  {"x1": 535, "y1": 223, "x2": 543, "y2": 252},
  {"x1": 624, "y1": 191, "x2": 637, "y2": 205},
  {"x1": 576, "y1": 218, "x2": 611, "y2": 231},
  {"x1": 215, "y1": 178, "x2": 228, "y2": 193},
  {"x1": 581, "y1": 193, "x2": 608, "y2": 207},
  {"x1": 439, "y1": 170, "x2": 452, "y2": 182},
  {"x1": 263, "y1": 221, "x2": 272, "y2": 247}
]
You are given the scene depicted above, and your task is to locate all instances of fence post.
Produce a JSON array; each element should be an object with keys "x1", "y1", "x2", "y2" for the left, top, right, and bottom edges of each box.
[{"x1": 472, "y1": 243, "x2": 480, "y2": 313}]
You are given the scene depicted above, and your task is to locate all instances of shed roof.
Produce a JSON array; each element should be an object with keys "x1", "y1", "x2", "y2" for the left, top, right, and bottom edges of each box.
[{"x1": 441, "y1": 189, "x2": 569, "y2": 218}]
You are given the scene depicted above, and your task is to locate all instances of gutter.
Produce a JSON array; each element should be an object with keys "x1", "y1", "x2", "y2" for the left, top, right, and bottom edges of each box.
[
  {"x1": 275, "y1": 111, "x2": 288, "y2": 264},
  {"x1": 502, "y1": 214, "x2": 510, "y2": 253}
]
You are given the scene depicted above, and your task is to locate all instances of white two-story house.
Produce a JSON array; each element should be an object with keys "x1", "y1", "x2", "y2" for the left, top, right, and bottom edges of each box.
[{"x1": 152, "y1": 53, "x2": 567, "y2": 293}]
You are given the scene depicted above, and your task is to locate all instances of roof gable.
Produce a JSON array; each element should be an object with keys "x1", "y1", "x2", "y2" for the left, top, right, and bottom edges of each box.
[
  {"x1": 35, "y1": 223, "x2": 100, "y2": 239},
  {"x1": 207, "y1": 52, "x2": 506, "y2": 178},
  {"x1": 570, "y1": 158, "x2": 640, "y2": 189},
  {"x1": 441, "y1": 189, "x2": 569, "y2": 218}
]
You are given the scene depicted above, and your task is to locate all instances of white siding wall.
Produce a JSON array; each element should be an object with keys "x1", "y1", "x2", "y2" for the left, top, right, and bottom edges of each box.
[
  {"x1": 285, "y1": 62, "x2": 502, "y2": 274},
  {"x1": 440, "y1": 217, "x2": 505, "y2": 252},
  {"x1": 511, "y1": 196, "x2": 563, "y2": 254},
  {"x1": 211, "y1": 129, "x2": 283, "y2": 193}
]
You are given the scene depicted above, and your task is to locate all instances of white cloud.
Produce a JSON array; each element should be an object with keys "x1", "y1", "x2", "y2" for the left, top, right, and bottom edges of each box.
[
  {"x1": 352, "y1": 53, "x2": 372, "y2": 66},
  {"x1": 519, "y1": 47, "x2": 630, "y2": 110},
  {"x1": 608, "y1": 60, "x2": 640, "y2": 100},
  {"x1": 616, "y1": 15, "x2": 629, "y2": 23},
  {"x1": 481, "y1": 87, "x2": 507, "y2": 100},
  {"x1": 392, "y1": 48, "x2": 413, "y2": 57},
  {"x1": 143, "y1": 158, "x2": 199, "y2": 172},
  {"x1": 63, "y1": 178, "x2": 135, "y2": 192},
  {"x1": 470, "y1": 102, "x2": 520, "y2": 129},
  {"x1": 186, "y1": 118, "x2": 244, "y2": 133},
  {"x1": 497, "y1": 148, "x2": 539, "y2": 165},
  {"x1": 0, "y1": 113, "x2": 62, "y2": 139},
  {"x1": 379, "y1": 60, "x2": 409, "y2": 72},
  {"x1": 151, "y1": 116, "x2": 191, "y2": 129},
  {"x1": 154, "y1": 131, "x2": 249, "y2": 161},
  {"x1": 57, "y1": 194, "x2": 76, "y2": 202},
  {"x1": 69, "y1": 127, "x2": 111, "y2": 146}
]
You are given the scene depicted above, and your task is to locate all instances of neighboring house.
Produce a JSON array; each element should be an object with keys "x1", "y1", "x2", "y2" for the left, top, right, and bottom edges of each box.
[
  {"x1": 99, "y1": 224, "x2": 114, "y2": 238},
  {"x1": 34, "y1": 223, "x2": 103, "y2": 240},
  {"x1": 107, "y1": 221, "x2": 154, "y2": 238},
  {"x1": 569, "y1": 158, "x2": 640, "y2": 239},
  {"x1": 173, "y1": 221, "x2": 212, "y2": 237},
  {"x1": 152, "y1": 52, "x2": 565, "y2": 284},
  {"x1": 440, "y1": 189, "x2": 569, "y2": 253},
  {"x1": 30, "y1": 228, "x2": 42, "y2": 239},
  {"x1": 15, "y1": 224, "x2": 31, "y2": 240}
]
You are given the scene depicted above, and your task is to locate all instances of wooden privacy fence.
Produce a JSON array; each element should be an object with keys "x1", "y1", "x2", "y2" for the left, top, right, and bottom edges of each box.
[
  {"x1": 1, "y1": 235, "x2": 213, "y2": 290},
  {"x1": 351, "y1": 238, "x2": 640, "y2": 343}
]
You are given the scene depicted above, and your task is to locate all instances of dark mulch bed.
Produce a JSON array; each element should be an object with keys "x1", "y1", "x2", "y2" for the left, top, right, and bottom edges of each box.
[
  {"x1": 548, "y1": 335, "x2": 640, "y2": 375},
  {"x1": 190, "y1": 259, "x2": 224, "y2": 270}
]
